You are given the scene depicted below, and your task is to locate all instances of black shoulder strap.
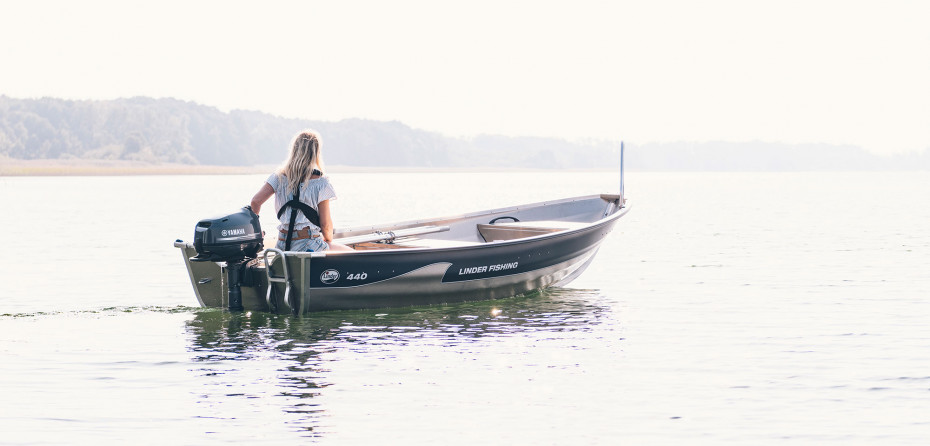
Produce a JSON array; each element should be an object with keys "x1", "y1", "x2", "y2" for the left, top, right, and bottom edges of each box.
[{"x1": 276, "y1": 182, "x2": 321, "y2": 250}]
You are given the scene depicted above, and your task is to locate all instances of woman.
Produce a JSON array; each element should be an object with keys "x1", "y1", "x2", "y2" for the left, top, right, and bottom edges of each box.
[{"x1": 250, "y1": 130, "x2": 352, "y2": 252}]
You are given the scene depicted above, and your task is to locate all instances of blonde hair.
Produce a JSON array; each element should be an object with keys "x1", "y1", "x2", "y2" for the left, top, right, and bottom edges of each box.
[{"x1": 278, "y1": 130, "x2": 325, "y2": 195}]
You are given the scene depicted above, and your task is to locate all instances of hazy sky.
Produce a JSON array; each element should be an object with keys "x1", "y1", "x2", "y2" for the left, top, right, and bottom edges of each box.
[{"x1": 1, "y1": 0, "x2": 927, "y2": 154}]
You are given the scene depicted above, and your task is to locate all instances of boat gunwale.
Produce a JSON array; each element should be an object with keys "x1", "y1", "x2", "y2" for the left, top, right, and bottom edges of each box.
[
  {"x1": 174, "y1": 195, "x2": 629, "y2": 257},
  {"x1": 334, "y1": 194, "x2": 617, "y2": 236},
  {"x1": 308, "y1": 196, "x2": 630, "y2": 258}
]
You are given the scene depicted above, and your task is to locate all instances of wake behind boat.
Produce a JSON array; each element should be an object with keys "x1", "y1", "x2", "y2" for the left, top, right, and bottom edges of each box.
[{"x1": 174, "y1": 192, "x2": 630, "y2": 314}]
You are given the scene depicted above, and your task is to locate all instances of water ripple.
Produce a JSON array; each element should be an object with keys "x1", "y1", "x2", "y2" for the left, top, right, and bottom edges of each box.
[{"x1": 181, "y1": 288, "x2": 615, "y2": 435}]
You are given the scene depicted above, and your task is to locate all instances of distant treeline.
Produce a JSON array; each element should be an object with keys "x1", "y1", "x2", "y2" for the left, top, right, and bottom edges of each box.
[{"x1": 1, "y1": 96, "x2": 926, "y2": 170}]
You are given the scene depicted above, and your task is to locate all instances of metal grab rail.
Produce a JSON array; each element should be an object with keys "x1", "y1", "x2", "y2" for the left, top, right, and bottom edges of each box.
[
  {"x1": 334, "y1": 225, "x2": 450, "y2": 246},
  {"x1": 263, "y1": 248, "x2": 294, "y2": 314}
]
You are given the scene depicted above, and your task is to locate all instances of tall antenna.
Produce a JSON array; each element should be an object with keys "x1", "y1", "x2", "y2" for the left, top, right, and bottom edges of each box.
[{"x1": 620, "y1": 141, "x2": 625, "y2": 205}]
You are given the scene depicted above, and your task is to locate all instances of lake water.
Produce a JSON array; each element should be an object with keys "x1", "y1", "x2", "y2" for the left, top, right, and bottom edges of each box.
[{"x1": 1, "y1": 171, "x2": 929, "y2": 444}]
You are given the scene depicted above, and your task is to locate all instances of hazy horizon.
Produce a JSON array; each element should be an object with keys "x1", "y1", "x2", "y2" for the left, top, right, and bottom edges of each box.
[
  {"x1": 2, "y1": 93, "x2": 923, "y2": 159},
  {"x1": 2, "y1": 1, "x2": 928, "y2": 155}
]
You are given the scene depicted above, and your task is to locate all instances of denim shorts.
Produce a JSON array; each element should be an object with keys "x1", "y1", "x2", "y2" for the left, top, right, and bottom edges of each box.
[{"x1": 275, "y1": 236, "x2": 330, "y2": 252}]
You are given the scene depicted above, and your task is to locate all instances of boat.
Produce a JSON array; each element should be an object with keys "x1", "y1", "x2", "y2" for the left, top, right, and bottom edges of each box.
[
  {"x1": 174, "y1": 150, "x2": 630, "y2": 314},
  {"x1": 175, "y1": 193, "x2": 629, "y2": 314}
]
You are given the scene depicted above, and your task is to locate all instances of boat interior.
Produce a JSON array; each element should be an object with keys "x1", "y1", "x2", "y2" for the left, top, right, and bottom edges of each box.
[{"x1": 272, "y1": 194, "x2": 627, "y2": 253}]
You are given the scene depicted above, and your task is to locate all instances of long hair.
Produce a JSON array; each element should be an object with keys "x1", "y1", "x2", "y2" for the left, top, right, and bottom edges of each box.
[{"x1": 278, "y1": 130, "x2": 325, "y2": 195}]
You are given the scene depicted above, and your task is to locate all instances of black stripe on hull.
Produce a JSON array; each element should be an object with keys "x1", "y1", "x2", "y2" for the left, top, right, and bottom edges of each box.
[
  {"x1": 299, "y1": 217, "x2": 620, "y2": 311},
  {"x1": 309, "y1": 217, "x2": 616, "y2": 288}
]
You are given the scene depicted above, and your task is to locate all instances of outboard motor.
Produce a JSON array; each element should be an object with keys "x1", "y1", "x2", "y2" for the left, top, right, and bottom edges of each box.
[
  {"x1": 191, "y1": 206, "x2": 263, "y2": 311},
  {"x1": 192, "y1": 206, "x2": 263, "y2": 262}
]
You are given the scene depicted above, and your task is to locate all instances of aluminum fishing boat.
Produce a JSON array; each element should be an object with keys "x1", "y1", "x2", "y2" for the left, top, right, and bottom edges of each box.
[
  {"x1": 176, "y1": 144, "x2": 630, "y2": 314},
  {"x1": 174, "y1": 192, "x2": 629, "y2": 314}
]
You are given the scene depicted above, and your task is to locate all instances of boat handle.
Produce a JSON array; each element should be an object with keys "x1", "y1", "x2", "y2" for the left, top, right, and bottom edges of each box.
[
  {"x1": 263, "y1": 248, "x2": 293, "y2": 313},
  {"x1": 488, "y1": 216, "x2": 520, "y2": 224}
]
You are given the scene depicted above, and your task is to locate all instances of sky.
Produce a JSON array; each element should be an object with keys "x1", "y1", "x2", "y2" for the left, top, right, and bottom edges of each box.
[{"x1": 1, "y1": 0, "x2": 927, "y2": 155}]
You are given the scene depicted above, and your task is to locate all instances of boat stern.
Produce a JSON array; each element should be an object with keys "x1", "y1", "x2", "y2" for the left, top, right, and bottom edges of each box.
[{"x1": 174, "y1": 240, "x2": 271, "y2": 311}]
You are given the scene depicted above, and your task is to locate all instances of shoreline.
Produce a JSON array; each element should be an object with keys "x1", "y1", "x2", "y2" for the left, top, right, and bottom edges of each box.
[
  {"x1": 0, "y1": 158, "x2": 613, "y2": 176},
  {"x1": 2, "y1": 159, "x2": 916, "y2": 175},
  {"x1": 0, "y1": 159, "x2": 270, "y2": 176}
]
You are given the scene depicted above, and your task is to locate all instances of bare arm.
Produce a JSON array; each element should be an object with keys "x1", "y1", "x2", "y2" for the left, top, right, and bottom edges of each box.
[
  {"x1": 317, "y1": 199, "x2": 335, "y2": 242},
  {"x1": 250, "y1": 183, "x2": 274, "y2": 215}
]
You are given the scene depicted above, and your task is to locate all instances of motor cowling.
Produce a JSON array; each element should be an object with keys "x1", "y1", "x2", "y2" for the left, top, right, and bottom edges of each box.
[{"x1": 191, "y1": 206, "x2": 263, "y2": 262}]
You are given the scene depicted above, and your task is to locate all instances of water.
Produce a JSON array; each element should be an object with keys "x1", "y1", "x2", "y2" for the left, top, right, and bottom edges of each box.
[{"x1": 1, "y1": 171, "x2": 929, "y2": 444}]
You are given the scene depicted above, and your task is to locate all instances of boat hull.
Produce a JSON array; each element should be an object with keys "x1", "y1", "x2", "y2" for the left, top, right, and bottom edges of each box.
[{"x1": 175, "y1": 195, "x2": 628, "y2": 314}]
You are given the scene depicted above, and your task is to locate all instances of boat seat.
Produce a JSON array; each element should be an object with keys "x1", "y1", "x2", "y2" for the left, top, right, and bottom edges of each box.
[
  {"x1": 351, "y1": 238, "x2": 481, "y2": 250},
  {"x1": 477, "y1": 220, "x2": 587, "y2": 242},
  {"x1": 397, "y1": 238, "x2": 484, "y2": 249},
  {"x1": 351, "y1": 242, "x2": 415, "y2": 250}
]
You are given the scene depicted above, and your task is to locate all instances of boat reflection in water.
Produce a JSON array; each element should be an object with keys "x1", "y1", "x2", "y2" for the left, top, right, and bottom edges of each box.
[{"x1": 184, "y1": 288, "x2": 616, "y2": 437}]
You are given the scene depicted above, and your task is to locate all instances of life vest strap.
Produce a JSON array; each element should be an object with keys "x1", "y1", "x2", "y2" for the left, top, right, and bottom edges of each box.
[{"x1": 276, "y1": 181, "x2": 322, "y2": 250}]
